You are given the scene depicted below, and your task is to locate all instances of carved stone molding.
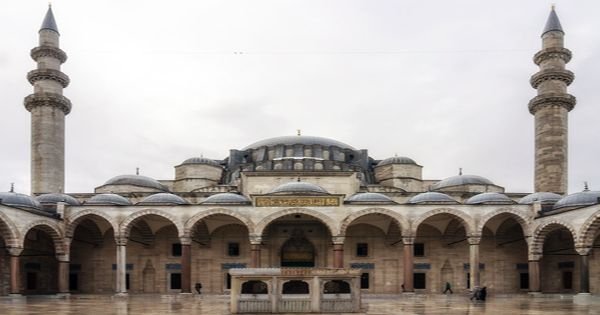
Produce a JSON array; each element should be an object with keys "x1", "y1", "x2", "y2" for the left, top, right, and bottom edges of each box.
[
  {"x1": 24, "y1": 92, "x2": 72, "y2": 114},
  {"x1": 30, "y1": 45, "x2": 68, "y2": 63},
  {"x1": 530, "y1": 69, "x2": 574, "y2": 89},
  {"x1": 533, "y1": 47, "x2": 572, "y2": 65},
  {"x1": 528, "y1": 93, "x2": 576, "y2": 114},
  {"x1": 27, "y1": 69, "x2": 70, "y2": 88}
]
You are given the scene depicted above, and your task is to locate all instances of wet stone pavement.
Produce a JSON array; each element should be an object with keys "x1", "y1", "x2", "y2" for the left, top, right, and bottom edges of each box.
[{"x1": 0, "y1": 294, "x2": 599, "y2": 314}]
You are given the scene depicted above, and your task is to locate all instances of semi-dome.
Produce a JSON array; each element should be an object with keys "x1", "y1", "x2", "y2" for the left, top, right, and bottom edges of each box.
[
  {"x1": 86, "y1": 193, "x2": 132, "y2": 206},
  {"x1": 346, "y1": 192, "x2": 395, "y2": 203},
  {"x1": 36, "y1": 193, "x2": 80, "y2": 206},
  {"x1": 0, "y1": 192, "x2": 42, "y2": 211},
  {"x1": 377, "y1": 156, "x2": 417, "y2": 166},
  {"x1": 270, "y1": 181, "x2": 329, "y2": 195},
  {"x1": 466, "y1": 192, "x2": 514, "y2": 205},
  {"x1": 202, "y1": 193, "x2": 250, "y2": 204},
  {"x1": 104, "y1": 174, "x2": 169, "y2": 191},
  {"x1": 138, "y1": 193, "x2": 189, "y2": 205},
  {"x1": 519, "y1": 192, "x2": 562, "y2": 205},
  {"x1": 431, "y1": 174, "x2": 494, "y2": 190},
  {"x1": 553, "y1": 191, "x2": 600, "y2": 210},
  {"x1": 407, "y1": 192, "x2": 458, "y2": 204},
  {"x1": 243, "y1": 135, "x2": 355, "y2": 151},
  {"x1": 180, "y1": 157, "x2": 221, "y2": 167}
]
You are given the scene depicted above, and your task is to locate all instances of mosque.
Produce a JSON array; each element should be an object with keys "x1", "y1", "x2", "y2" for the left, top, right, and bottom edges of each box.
[{"x1": 0, "y1": 6, "x2": 598, "y2": 298}]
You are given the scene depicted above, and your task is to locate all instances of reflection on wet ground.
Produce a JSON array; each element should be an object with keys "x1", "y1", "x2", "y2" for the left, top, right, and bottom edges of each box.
[{"x1": 0, "y1": 294, "x2": 599, "y2": 314}]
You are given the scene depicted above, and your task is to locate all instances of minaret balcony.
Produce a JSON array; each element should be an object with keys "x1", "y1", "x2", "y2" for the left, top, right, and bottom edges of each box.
[
  {"x1": 528, "y1": 93, "x2": 576, "y2": 114},
  {"x1": 24, "y1": 92, "x2": 72, "y2": 114},
  {"x1": 30, "y1": 45, "x2": 67, "y2": 63},
  {"x1": 27, "y1": 69, "x2": 70, "y2": 88},
  {"x1": 533, "y1": 47, "x2": 571, "y2": 65}
]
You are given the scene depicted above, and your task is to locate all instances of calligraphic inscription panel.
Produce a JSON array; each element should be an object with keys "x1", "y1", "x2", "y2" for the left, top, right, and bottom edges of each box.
[{"x1": 255, "y1": 197, "x2": 340, "y2": 207}]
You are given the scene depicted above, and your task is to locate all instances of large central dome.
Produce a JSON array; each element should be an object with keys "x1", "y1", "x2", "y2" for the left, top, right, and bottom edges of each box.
[{"x1": 243, "y1": 135, "x2": 355, "y2": 151}]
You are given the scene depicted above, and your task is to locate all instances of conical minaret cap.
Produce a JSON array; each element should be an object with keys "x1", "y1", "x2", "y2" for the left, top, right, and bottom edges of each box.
[
  {"x1": 542, "y1": 6, "x2": 563, "y2": 36},
  {"x1": 40, "y1": 5, "x2": 59, "y2": 34}
]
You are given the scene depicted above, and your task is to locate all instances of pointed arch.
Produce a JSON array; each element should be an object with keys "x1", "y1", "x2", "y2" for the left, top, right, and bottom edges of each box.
[
  {"x1": 0, "y1": 211, "x2": 20, "y2": 248},
  {"x1": 339, "y1": 207, "x2": 409, "y2": 236},
  {"x1": 119, "y1": 209, "x2": 183, "y2": 238},
  {"x1": 577, "y1": 209, "x2": 600, "y2": 248},
  {"x1": 477, "y1": 207, "x2": 531, "y2": 236},
  {"x1": 530, "y1": 219, "x2": 577, "y2": 256},
  {"x1": 184, "y1": 208, "x2": 255, "y2": 237},
  {"x1": 20, "y1": 219, "x2": 65, "y2": 254},
  {"x1": 65, "y1": 209, "x2": 118, "y2": 238},
  {"x1": 254, "y1": 208, "x2": 338, "y2": 237},
  {"x1": 412, "y1": 208, "x2": 475, "y2": 236}
]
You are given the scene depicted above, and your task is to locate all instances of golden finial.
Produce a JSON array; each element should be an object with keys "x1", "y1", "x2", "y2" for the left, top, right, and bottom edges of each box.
[
  {"x1": 459, "y1": 168, "x2": 463, "y2": 176},
  {"x1": 551, "y1": 3, "x2": 556, "y2": 10},
  {"x1": 136, "y1": 167, "x2": 140, "y2": 176},
  {"x1": 297, "y1": 129, "x2": 301, "y2": 136},
  {"x1": 9, "y1": 183, "x2": 14, "y2": 193},
  {"x1": 49, "y1": 2, "x2": 52, "y2": 8}
]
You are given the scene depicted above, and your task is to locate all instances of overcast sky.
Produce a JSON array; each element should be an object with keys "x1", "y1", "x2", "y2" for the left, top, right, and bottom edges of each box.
[{"x1": 1, "y1": 0, "x2": 599, "y2": 195}]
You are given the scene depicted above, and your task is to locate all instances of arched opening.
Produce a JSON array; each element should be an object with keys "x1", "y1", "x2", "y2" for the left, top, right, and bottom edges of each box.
[
  {"x1": 323, "y1": 280, "x2": 351, "y2": 294},
  {"x1": 69, "y1": 214, "x2": 115, "y2": 293},
  {"x1": 21, "y1": 226, "x2": 59, "y2": 294},
  {"x1": 343, "y1": 212, "x2": 403, "y2": 293},
  {"x1": 480, "y1": 214, "x2": 529, "y2": 293},
  {"x1": 187, "y1": 213, "x2": 251, "y2": 294},
  {"x1": 282, "y1": 280, "x2": 309, "y2": 294},
  {"x1": 590, "y1": 227, "x2": 600, "y2": 294},
  {"x1": 241, "y1": 280, "x2": 268, "y2": 294},
  {"x1": 539, "y1": 225, "x2": 578, "y2": 293},
  {"x1": 0, "y1": 231, "x2": 8, "y2": 296},
  {"x1": 261, "y1": 212, "x2": 333, "y2": 268},
  {"x1": 415, "y1": 213, "x2": 470, "y2": 293}
]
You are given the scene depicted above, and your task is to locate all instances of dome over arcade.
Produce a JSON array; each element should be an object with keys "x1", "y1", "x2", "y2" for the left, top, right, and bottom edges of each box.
[
  {"x1": 104, "y1": 174, "x2": 169, "y2": 192},
  {"x1": 270, "y1": 181, "x2": 329, "y2": 195},
  {"x1": 180, "y1": 157, "x2": 221, "y2": 167},
  {"x1": 407, "y1": 192, "x2": 459, "y2": 204},
  {"x1": 202, "y1": 193, "x2": 250, "y2": 205},
  {"x1": 377, "y1": 156, "x2": 417, "y2": 166},
  {"x1": 466, "y1": 192, "x2": 514, "y2": 205},
  {"x1": 243, "y1": 135, "x2": 356, "y2": 151},
  {"x1": 346, "y1": 192, "x2": 395, "y2": 204},
  {"x1": 137, "y1": 193, "x2": 189, "y2": 205},
  {"x1": 86, "y1": 193, "x2": 132, "y2": 206},
  {"x1": 36, "y1": 193, "x2": 80, "y2": 206},
  {"x1": 553, "y1": 190, "x2": 600, "y2": 210},
  {"x1": 431, "y1": 174, "x2": 494, "y2": 190},
  {"x1": 518, "y1": 192, "x2": 562, "y2": 205},
  {"x1": 0, "y1": 192, "x2": 42, "y2": 211}
]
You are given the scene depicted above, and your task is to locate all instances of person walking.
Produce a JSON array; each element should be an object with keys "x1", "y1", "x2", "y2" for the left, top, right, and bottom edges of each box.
[{"x1": 443, "y1": 282, "x2": 453, "y2": 294}]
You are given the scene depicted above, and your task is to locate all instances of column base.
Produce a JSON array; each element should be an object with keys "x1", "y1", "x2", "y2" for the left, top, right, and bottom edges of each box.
[
  {"x1": 574, "y1": 293, "x2": 593, "y2": 305},
  {"x1": 528, "y1": 291, "x2": 543, "y2": 297},
  {"x1": 8, "y1": 294, "x2": 25, "y2": 299},
  {"x1": 402, "y1": 292, "x2": 416, "y2": 295},
  {"x1": 56, "y1": 293, "x2": 71, "y2": 298},
  {"x1": 113, "y1": 292, "x2": 129, "y2": 298}
]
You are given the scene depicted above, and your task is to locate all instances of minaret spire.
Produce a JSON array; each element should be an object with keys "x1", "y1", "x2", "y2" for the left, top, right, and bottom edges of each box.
[
  {"x1": 25, "y1": 6, "x2": 71, "y2": 194},
  {"x1": 529, "y1": 7, "x2": 576, "y2": 195}
]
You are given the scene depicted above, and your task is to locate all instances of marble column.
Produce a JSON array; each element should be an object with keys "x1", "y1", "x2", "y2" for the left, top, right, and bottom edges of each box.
[
  {"x1": 576, "y1": 247, "x2": 591, "y2": 294},
  {"x1": 181, "y1": 237, "x2": 192, "y2": 293},
  {"x1": 115, "y1": 238, "x2": 128, "y2": 295},
  {"x1": 250, "y1": 244, "x2": 261, "y2": 268},
  {"x1": 332, "y1": 236, "x2": 345, "y2": 268},
  {"x1": 57, "y1": 253, "x2": 70, "y2": 294},
  {"x1": 528, "y1": 259, "x2": 541, "y2": 293},
  {"x1": 468, "y1": 236, "x2": 481, "y2": 290},
  {"x1": 8, "y1": 247, "x2": 23, "y2": 295},
  {"x1": 402, "y1": 237, "x2": 414, "y2": 292}
]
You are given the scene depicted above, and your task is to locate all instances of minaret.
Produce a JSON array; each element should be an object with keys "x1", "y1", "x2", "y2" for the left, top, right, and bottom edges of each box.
[
  {"x1": 529, "y1": 6, "x2": 576, "y2": 195},
  {"x1": 24, "y1": 5, "x2": 71, "y2": 195}
]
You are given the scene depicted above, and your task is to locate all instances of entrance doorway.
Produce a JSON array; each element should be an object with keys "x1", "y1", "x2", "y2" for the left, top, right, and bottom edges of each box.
[{"x1": 281, "y1": 230, "x2": 315, "y2": 267}]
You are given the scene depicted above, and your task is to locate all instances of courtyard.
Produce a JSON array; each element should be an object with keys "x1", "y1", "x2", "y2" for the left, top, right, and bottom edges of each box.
[{"x1": 0, "y1": 294, "x2": 598, "y2": 315}]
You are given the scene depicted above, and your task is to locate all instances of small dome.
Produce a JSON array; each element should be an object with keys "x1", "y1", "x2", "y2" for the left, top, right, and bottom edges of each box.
[
  {"x1": 104, "y1": 175, "x2": 169, "y2": 191},
  {"x1": 202, "y1": 193, "x2": 250, "y2": 204},
  {"x1": 36, "y1": 193, "x2": 80, "y2": 206},
  {"x1": 518, "y1": 192, "x2": 562, "y2": 205},
  {"x1": 243, "y1": 135, "x2": 355, "y2": 151},
  {"x1": 407, "y1": 192, "x2": 458, "y2": 204},
  {"x1": 346, "y1": 192, "x2": 394, "y2": 203},
  {"x1": 0, "y1": 192, "x2": 42, "y2": 211},
  {"x1": 181, "y1": 157, "x2": 221, "y2": 167},
  {"x1": 553, "y1": 191, "x2": 600, "y2": 210},
  {"x1": 431, "y1": 174, "x2": 494, "y2": 190},
  {"x1": 86, "y1": 193, "x2": 132, "y2": 206},
  {"x1": 466, "y1": 192, "x2": 514, "y2": 205},
  {"x1": 377, "y1": 156, "x2": 417, "y2": 166},
  {"x1": 270, "y1": 182, "x2": 328, "y2": 195},
  {"x1": 138, "y1": 193, "x2": 189, "y2": 205}
]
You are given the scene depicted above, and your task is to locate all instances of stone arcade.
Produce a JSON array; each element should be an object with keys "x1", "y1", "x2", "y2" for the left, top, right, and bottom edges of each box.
[{"x1": 0, "y1": 6, "x2": 599, "y2": 301}]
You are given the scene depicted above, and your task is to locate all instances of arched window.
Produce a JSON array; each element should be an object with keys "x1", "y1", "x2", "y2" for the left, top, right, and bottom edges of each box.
[
  {"x1": 323, "y1": 280, "x2": 351, "y2": 294},
  {"x1": 282, "y1": 280, "x2": 309, "y2": 294},
  {"x1": 241, "y1": 280, "x2": 268, "y2": 294}
]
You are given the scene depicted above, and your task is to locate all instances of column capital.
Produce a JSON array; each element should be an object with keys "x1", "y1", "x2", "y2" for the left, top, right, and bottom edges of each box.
[
  {"x1": 576, "y1": 246, "x2": 592, "y2": 256},
  {"x1": 180, "y1": 237, "x2": 192, "y2": 245},
  {"x1": 402, "y1": 236, "x2": 415, "y2": 245},
  {"x1": 56, "y1": 253, "x2": 70, "y2": 263},
  {"x1": 467, "y1": 235, "x2": 481, "y2": 245},
  {"x1": 331, "y1": 236, "x2": 345, "y2": 245},
  {"x1": 528, "y1": 254, "x2": 542, "y2": 262},
  {"x1": 7, "y1": 247, "x2": 23, "y2": 256},
  {"x1": 115, "y1": 237, "x2": 128, "y2": 246},
  {"x1": 249, "y1": 234, "x2": 263, "y2": 245}
]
